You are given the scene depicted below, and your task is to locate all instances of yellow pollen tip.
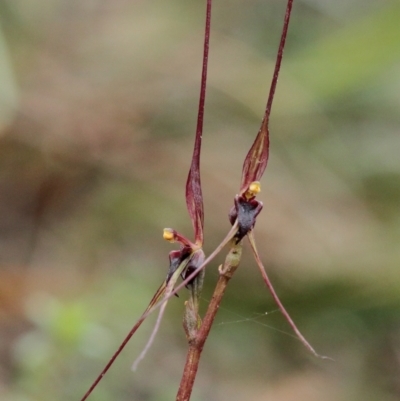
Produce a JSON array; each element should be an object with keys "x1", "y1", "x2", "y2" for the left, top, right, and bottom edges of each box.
[
  {"x1": 163, "y1": 228, "x2": 175, "y2": 242},
  {"x1": 248, "y1": 181, "x2": 261, "y2": 196}
]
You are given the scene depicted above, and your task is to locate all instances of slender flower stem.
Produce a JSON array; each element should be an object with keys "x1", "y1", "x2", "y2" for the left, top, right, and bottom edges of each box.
[
  {"x1": 176, "y1": 241, "x2": 243, "y2": 401},
  {"x1": 239, "y1": 0, "x2": 294, "y2": 193},
  {"x1": 79, "y1": 314, "x2": 146, "y2": 401},
  {"x1": 79, "y1": 258, "x2": 190, "y2": 401},
  {"x1": 196, "y1": 0, "x2": 211, "y2": 141},
  {"x1": 186, "y1": 0, "x2": 212, "y2": 245},
  {"x1": 262, "y1": 0, "x2": 293, "y2": 129}
]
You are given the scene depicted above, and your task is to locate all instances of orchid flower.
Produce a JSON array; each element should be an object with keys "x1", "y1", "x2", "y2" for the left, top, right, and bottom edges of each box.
[
  {"x1": 227, "y1": 0, "x2": 327, "y2": 358},
  {"x1": 159, "y1": 0, "x2": 327, "y2": 359},
  {"x1": 79, "y1": 1, "x2": 212, "y2": 400},
  {"x1": 80, "y1": 1, "x2": 328, "y2": 399}
]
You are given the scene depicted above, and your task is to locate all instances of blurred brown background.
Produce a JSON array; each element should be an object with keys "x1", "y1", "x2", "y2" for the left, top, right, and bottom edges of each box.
[{"x1": 0, "y1": 0, "x2": 400, "y2": 400}]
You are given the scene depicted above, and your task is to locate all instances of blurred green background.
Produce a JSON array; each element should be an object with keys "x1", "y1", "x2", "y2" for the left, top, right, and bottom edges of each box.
[{"x1": 0, "y1": 0, "x2": 400, "y2": 400}]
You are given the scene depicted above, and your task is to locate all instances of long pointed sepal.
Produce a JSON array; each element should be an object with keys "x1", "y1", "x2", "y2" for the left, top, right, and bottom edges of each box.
[
  {"x1": 79, "y1": 280, "x2": 167, "y2": 401},
  {"x1": 247, "y1": 230, "x2": 330, "y2": 360},
  {"x1": 131, "y1": 256, "x2": 192, "y2": 370}
]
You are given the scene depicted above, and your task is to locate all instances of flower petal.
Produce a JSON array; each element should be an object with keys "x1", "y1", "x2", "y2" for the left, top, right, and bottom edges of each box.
[
  {"x1": 185, "y1": 0, "x2": 212, "y2": 245},
  {"x1": 239, "y1": 121, "x2": 269, "y2": 195}
]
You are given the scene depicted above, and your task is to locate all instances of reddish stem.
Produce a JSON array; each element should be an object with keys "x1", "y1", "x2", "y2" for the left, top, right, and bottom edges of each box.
[
  {"x1": 79, "y1": 314, "x2": 146, "y2": 401},
  {"x1": 186, "y1": 0, "x2": 212, "y2": 245},
  {"x1": 176, "y1": 241, "x2": 242, "y2": 401},
  {"x1": 262, "y1": 0, "x2": 293, "y2": 129},
  {"x1": 79, "y1": 281, "x2": 168, "y2": 401},
  {"x1": 240, "y1": 0, "x2": 294, "y2": 193},
  {"x1": 196, "y1": 0, "x2": 211, "y2": 140}
]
